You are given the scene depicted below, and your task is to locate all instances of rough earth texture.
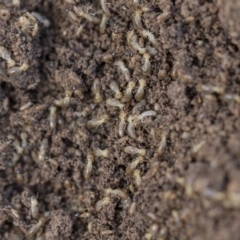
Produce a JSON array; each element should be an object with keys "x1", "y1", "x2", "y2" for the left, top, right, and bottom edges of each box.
[{"x1": 0, "y1": 0, "x2": 239, "y2": 239}]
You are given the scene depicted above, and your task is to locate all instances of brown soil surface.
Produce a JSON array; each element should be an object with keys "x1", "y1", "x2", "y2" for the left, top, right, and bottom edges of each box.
[{"x1": 0, "y1": 0, "x2": 240, "y2": 239}]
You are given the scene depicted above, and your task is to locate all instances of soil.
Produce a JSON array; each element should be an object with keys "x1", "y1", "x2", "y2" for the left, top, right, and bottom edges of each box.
[{"x1": 0, "y1": 0, "x2": 240, "y2": 239}]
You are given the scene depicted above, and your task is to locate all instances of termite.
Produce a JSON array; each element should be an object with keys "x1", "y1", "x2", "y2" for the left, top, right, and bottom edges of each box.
[
  {"x1": 133, "y1": 9, "x2": 143, "y2": 29},
  {"x1": 133, "y1": 169, "x2": 141, "y2": 187},
  {"x1": 105, "y1": 188, "x2": 128, "y2": 200},
  {"x1": 158, "y1": 69, "x2": 167, "y2": 80},
  {"x1": 7, "y1": 63, "x2": 29, "y2": 76},
  {"x1": 94, "y1": 148, "x2": 109, "y2": 158},
  {"x1": 101, "y1": 230, "x2": 114, "y2": 236},
  {"x1": 132, "y1": 0, "x2": 140, "y2": 8},
  {"x1": 49, "y1": 106, "x2": 57, "y2": 130},
  {"x1": 0, "y1": 140, "x2": 12, "y2": 152},
  {"x1": 114, "y1": 60, "x2": 131, "y2": 81},
  {"x1": 157, "y1": 12, "x2": 170, "y2": 23},
  {"x1": 118, "y1": 111, "x2": 127, "y2": 137},
  {"x1": 124, "y1": 146, "x2": 146, "y2": 156},
  {"x1": 0, "y1": 46, "x2": 15, "y2": 68},
  {"x1": 20, "y1": 132, "x2": 28, "y2": 150},
  {"x1": 95, "y1": 197, "x2": 110, "y2": 212},
  {"x1": 126, "y1": 156, "x2": 144, "y2": 174},
  {"x1": 31, "y1": 11, "x2": 50, "y2": 27},
  {"x1": 31, "y1": 196, "x2": 39, "y2": 219},
  {"x1": 9, "y1": 204, "x2": 21, "y2": 219},
  {"x1": 191, "y1": 140, "x2": 205, "y2": 156},
  {"x1": 80, "y1": 212, "x2": 91, "y2": 218},
  {"x1": 13, "y1": 138, "x2": 24, "y2": 155},
  {"x1": 127, "y1": 30, "x2": 146, "y2": 54},
  {"x1": 141, "y1": 29, "x2": 158, "y2": 46},
  {"x1": 27, "y1": 217, "x2": 47, "y2": 236},
  {"x1": 32, "y1": 22, "x2": 39, "y2": 37},
  {"x1": 86, "y1": 114, "x2": 109, "y2": 129},
  {"x1": 62, "y1": 175, "x2": 73, "y2": 191},
  {"x1": 200, "y1": 84, "x2": 225, "y2": 95},
  {"x1": 16, "y1": 169, "x2": 24, "y2": 184},
  {"x1": 0, "y1": 5, "x2": 10, "y2": 20},
  {"x1": 106, "y1": 98, "x2": 125, "y2": 109},
  {"x1": 146, "y1": 45, "x2": 158, "y2": 56},
  {"x1": 84, "y1": 154, "x2": 94, "y2": 180},
  {"x1": 100, "y1": 0, "x2": 111, "y2": 16},
  {"x1": 156, "y1": 129, "x2": 169, "y2": 156},
  {"x1": 135, "y1": 79, "x2": 146, "y2": 101},
  {"x1": 129, "y1": 201, "x2": 136, "y2": 215},
  {"x1": 138, "y1": 110, "x2": 157, "y2": 123},
  {"x1": 20, "y1": 102, "x2": 33, "y2": 111},
  {"x1": 73, "y1": 6, "x2": 101, "y2": 24},
  {"x1": 142, "y1": 53, "x2": 151, "y2": 74},
  {"x1": 38, "y1": 138, "x2": 49, "y2": 163},
  {"x1": 121, "y1": 81, "x2": 136, "y2": 103},
  {"x1": 69, "y1": 10, "x2": 78, "y2": 21},
  {"x1": 100, "y1": 14, "x2": 108, "y2": 34},
  {"x1": 127, "y1": 116, "x2": 138, "y2": 139},
  {"x1": 91, "y1": 79, "x2": 103, "y2": 103},
  {"x1": 132, "y1": 100, "x2": 146, "y2": 114},
  {"x1": 133, "y1": 6, "x2": 151, "y2": 28},
  {"x1": 76, "y1": 24, "x2": 85, "y2": 37},
  {"x1": 109, "y1": 81, "x2": 122, "y2": 99}
]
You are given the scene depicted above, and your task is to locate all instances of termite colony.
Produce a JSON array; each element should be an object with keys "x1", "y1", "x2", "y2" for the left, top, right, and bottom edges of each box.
[{"x1": 0, "y1": 0, "x2": 240, "y2": 239}]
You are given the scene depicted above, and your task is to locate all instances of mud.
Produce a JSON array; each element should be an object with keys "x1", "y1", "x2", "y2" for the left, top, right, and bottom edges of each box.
[{"x1": 0, "y1": 0, "x2": 239, "y2": 239}]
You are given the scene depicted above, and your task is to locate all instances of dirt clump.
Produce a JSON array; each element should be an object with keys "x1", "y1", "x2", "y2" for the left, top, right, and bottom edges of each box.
[{"x1": 0, "y1": 0, "x2": 240, "y2": 240}]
